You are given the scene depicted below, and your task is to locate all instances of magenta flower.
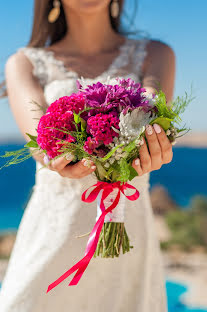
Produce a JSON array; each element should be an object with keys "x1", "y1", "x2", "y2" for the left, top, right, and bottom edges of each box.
[
  {"x1": 77, "y1": 77, "x2": 150, "y2": 114},
  {"x1": 37, "y1": 93, "x2": 85, "y2": 158},
  {"x1": 83, "y1": 111, "x2": 120, "y2": 155}
]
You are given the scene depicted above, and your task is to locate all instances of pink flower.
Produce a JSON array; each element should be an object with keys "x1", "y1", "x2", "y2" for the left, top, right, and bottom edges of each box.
[
  {"x1": 83, "y1": 111, "x2": 120, "y2": 154},
  {"x1": 37, "y1": 93, "x2": 85, "y2": 158}
]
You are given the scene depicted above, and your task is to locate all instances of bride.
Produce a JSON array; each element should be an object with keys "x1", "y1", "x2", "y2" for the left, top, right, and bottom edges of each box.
[{"x1": 0, "y1": 0, "x2": 175, "y2": 311}]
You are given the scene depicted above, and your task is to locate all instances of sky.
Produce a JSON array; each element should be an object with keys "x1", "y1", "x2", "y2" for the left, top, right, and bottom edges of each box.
[{"x1": 0, "y1": 0, "x2": 206, "y2": 141}]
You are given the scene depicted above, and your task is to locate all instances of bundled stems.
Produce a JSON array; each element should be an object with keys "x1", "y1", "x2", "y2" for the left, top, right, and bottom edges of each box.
[{"x1": 94, "y1": 222, "x2": 133, "y2": 258}]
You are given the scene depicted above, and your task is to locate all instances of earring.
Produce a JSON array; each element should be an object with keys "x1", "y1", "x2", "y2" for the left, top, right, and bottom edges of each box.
[
  {"x1": 111, "y1": 0, "x2": 119, "y2": 18},
  {"x1": 48, "y1": 0, "x2": 61, "y2": 23}
]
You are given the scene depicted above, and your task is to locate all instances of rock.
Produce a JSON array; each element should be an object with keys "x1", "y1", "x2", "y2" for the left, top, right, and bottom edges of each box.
[
  {"x1": 154, "y1": 215, "x2": 172, "y2": 242},
  {"x1": 150, "y1": 184, "x2": 178, "y2": 215},
  {"x1": 175, "y1": 131, "x2": 207, "y2": 147},
  {"x1": 0, "y1": 232, "x2": 16, "y2": 258}
]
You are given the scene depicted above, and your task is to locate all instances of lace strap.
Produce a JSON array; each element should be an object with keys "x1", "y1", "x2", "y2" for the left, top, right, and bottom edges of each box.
[
  {"x1": 132, "y1": 38, "x2": 150, "y2": 77},
  {"x1": 17, "y1": 47, "x2": 48, "y2": 87}
]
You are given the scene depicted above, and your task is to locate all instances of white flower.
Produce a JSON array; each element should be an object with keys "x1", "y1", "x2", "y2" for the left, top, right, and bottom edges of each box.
[
  {"x1": 143, "y1": 92, "x2": 158, "y2": 107},
  {"x1": 109, "y1": 158, "x2": 115, "y2": 164},
  {"x1": 166, "y1": 129, "x2": 171, "y2": 136},
  {"x1": 104, "y1": 162, "x2": 110, "y2": 168},
  {"x1": 115, "y1": 154, "x2": 121, "y2": 160},
  {"x1": 119, "y1": 107, "x2": 155, "y2": 140}
]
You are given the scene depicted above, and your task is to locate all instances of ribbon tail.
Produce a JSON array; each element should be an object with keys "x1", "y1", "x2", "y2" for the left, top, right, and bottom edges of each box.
[
  {"x1": 69, "y1": 218, "x2": 105, "y2": 286},
  {"x1": 68, "y1": 262, "x2": 89, "y2": 286},
  {"x1": 47, "y1": 215, "x2": 105, "y2": 292},
  {"x1": 46, "y1": 255, "x2": 89, "y2": 293}
]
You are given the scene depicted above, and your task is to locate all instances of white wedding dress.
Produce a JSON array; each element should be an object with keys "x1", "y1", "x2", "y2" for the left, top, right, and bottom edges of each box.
[{"x1": 0, "y1": 37, "x2": 167, "y2": 312}]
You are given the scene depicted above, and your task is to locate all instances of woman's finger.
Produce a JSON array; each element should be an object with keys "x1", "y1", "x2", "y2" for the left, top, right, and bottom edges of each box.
[
  {"x1": 152, "y1": 124, "x2": 173, "y2": 164},
  {"x1": 132, "y1": 157, "x2": 143, "y2": 176},
  {"x1": 60, "y1": 158, "x2": 96, "y2": 179},
  {"x1": 47, "y1": 153, "x2": 74, "y2": 171},
  {"x1": 145, "y1": 124, "x2": 162, "y2": 170},
  {"x1": 138, "y1": 137, "x2": 151, "y2": 173}
]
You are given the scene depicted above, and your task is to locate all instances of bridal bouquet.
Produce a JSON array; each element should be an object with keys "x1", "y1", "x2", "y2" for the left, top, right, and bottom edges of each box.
[{"x1": 0, "y1": 77, "x2": 191, "y2": 290}]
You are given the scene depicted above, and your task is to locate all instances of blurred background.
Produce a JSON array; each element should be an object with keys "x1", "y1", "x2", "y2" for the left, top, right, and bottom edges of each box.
[{"x1": 0, "y1": 0, "x2": 207, "y2": 311}]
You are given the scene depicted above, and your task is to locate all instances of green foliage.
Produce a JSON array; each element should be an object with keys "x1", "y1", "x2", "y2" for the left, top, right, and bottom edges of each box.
[
  {"x1": 150, "y1": 117, "x2": 173, "y2": 131},
  {"x1": 162, "y1": 195, "x2": 207, "y2": 251},
  {"x1": 118, "y1": 158, "x2": 130, "y2": 182},
  {"x1": 94, "y1": 161, "x2": 108, "y2": 181},
  {"x1": 25, "y1": 141, "x2": 39, "y2": 148},
  {"x1": 29, "y1": 100, "x2": 47, "y2": 114},
  {"x1": 0, "y1": 147, "x2": 34, "y2": 169},
  {"x1": 122, "y1": 139, "x2": 137, "y2": 153},
  {"x1": 25, "y1": 133, "x2": 38, "y2": 142},
  {"x1": 100, "y1": 143, "x2": 124, "y2": 162},
  {"x1": 154, "y1": 90, "x2": 177, "y2": 120},
  {"x1": 128, "y1": 165, "x2": 138, "y2": 180},
  {"x1": 190, "y1": 194, "x2": 207, "y2": 216},
  {"x1": 171, "y1": 86, "x2": 195, "y2": 118},
  {"x1": 154, "y1": 88, "x2": 194, "y2": 127}
]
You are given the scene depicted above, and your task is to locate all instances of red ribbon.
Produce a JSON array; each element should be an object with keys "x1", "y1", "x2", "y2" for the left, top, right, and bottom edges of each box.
[{"x1": 46, "y1": 181, "x2": 139, "y2": 293}]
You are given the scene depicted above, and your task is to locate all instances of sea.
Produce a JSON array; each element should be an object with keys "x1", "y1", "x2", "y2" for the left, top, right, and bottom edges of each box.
[
  {"x1": 0, "y1": 143, "x2": 207, "y2": 311},
  {"x1": 166, "y1": 280, "x2": 207, "y2": 312},
  {"x1": 0, "y1": 143, "x2": 207, "y2": 231}
]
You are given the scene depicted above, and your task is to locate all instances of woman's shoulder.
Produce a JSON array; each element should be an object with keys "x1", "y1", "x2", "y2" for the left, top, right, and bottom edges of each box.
[
  {"x1": 5, "y1": 46, "x2": 49, "y2": 87},
  {"x1": 144, "y1": 38, "x2": 175, "y2": 61},
  {"x1": 140, "y1": 38, "x2": 175, "y2": 72},
  {"x1": 6, "y1": 46, "x2": 42, "y2": 71},
  {"x1": 5, "y1": 48, "x2": 34, "y2": 77},
  {"x1": 130, "y1": 37, "x2": 175, "y2": 65}
]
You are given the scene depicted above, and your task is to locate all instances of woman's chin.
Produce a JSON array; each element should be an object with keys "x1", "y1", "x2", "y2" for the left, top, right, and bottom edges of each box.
[{"x1": 63, "y1": 0, "x2": 109, "y2": 14}]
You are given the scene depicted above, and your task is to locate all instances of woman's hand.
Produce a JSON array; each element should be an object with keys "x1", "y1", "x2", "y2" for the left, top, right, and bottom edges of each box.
[
  {"x1": 47, "y1": 155, "x2": 96, "y2": 179},
  {"x1": 132, "y1": 123, "x2": 173, "y2": 176}
]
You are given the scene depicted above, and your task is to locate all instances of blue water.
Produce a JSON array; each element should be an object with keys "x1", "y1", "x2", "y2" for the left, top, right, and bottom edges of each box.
[
  {"x1": 0, "y1": 143, "x2": 207, "y2": 231},
  {"x1": 166, "y1": 280, "x2": 207, "y2": 312}
]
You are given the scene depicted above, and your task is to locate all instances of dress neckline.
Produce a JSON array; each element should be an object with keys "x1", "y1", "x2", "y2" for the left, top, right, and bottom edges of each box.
[{"x1": 38, "y1": 37, "x2": 136, "y2": 81}]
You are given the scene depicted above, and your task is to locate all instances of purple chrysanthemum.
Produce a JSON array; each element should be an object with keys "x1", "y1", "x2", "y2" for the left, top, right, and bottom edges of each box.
[{"x1": 77, "y1": 77, "x2": 151, "y2": 114}]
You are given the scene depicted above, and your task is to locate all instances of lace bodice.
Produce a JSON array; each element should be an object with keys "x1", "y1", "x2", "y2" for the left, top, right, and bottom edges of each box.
[{"x1": 18, "y1": 37, "x2": 149, "y2": 104}]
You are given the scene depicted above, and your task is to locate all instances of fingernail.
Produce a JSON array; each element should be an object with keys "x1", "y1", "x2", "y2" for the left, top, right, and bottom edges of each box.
[
  {"x1": 140, "y1": 137, "x2": 144, "y2": 145},
  {"x1": 43, "y1": 154, "x2": 50, "y2": 165},
  {"x1": 65, "y1": 153, "x2": 74, "y2": 161},
  {"x1": 135, "y1": 158, "x2": 140, "y2": 166},
  {"x1": 91, "y1": 165, "x2": 96, "y2": 170},
  {"x1": 153, "y1": 123, "x2": 161, "y2": 134},
  {"x1": 83, "y1": 160, "x2": 91, "y2": 167},
  {"x1": 146, "y1": 124, "x2": 153, "y2": 135}
]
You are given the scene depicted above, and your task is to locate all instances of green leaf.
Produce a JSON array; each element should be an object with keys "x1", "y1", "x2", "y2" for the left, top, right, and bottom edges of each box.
[
  {"x1": 118, "y1": 158, "x2": 130, "y2": 182},
  {"x1": 73, "y1": 112, "x2": 80, "y2": 124},
  {"x1": 128, "y1": 165, "x2": 138, "y2": 181},
  {"x1": 123, "y1": 139, "x2": 137, "y2": 153},
  {"x1": 25, "y1": 133, "x2": 37, "y2": 142},
  {"x1": 80, "y1": 117, "x2": 86, "y2": 131},
  {"x1": 24, "y1": 141, "x2": 39, "y2": 148},
  {"x1": 150, "y1": 117, "x2": 173, "y2": 131},
  {"x1": 95, "y1": 161, "x2": 108, "y2": 180}
]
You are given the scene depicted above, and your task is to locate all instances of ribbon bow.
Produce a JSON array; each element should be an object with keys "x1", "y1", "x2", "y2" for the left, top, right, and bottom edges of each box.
[{"x1": 46, "y1": 181, "x2": 139, "y2": 293}]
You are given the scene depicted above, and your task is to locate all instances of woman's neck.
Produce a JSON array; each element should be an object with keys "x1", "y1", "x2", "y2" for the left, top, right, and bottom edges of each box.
[{"x1": 57, "y1": 7, "x2": 124, "y2": 56}]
